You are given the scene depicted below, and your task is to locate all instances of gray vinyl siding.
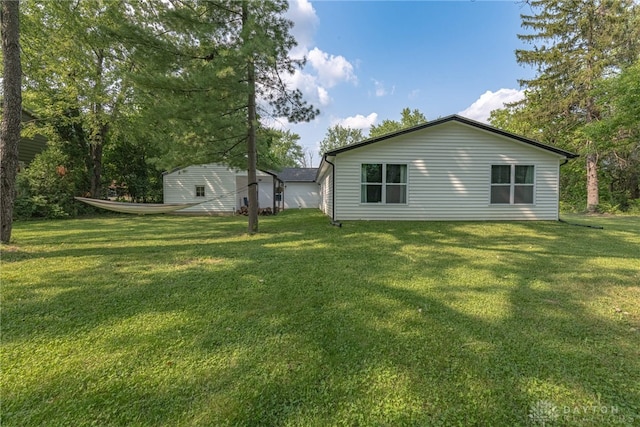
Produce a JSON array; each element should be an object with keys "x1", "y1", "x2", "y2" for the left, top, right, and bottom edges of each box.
[
  {"x1": 333, "y1": 121, "x2": 564, "y2": 221},
  {"x1": 163, "y1": 164, "x2": 236, "y2": 214},
  {"x1": 18, "y1": 110, "x2": 47, "y2": 166}
]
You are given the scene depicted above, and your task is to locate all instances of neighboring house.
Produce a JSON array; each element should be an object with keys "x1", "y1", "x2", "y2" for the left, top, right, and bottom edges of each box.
[
  {"x1": 163, "y1": 164, "x2": 280, "y2": 214},
  {"x1": 19, "y1": 110, "x2": 48, "y2": 167},
  {"x1": 277, "y1": 167, "x2": 319, "y2": 209},
  {"x1": 317, "y1": 115, "x2": 578, "y2": 221}
]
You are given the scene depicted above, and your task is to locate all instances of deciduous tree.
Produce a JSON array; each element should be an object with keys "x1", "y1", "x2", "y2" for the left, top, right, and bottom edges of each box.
[
  {"x1": 369, "y1": 108, "x2": 427, "y2": 138},
  {"x1": 319, "y1": 125, "x2": 363, "y2": 155},
  {"x1": 515, "y1": 0, "x2": 640, "y2": 212},
  {"x1": 261, "y1": 129, "x2": 305, "y2": 169},
  {"x1": 584, "y1": 60, "x2": 640, "y2": 208},
  {"x1": 21, "y1": 0, "x2": 135, "y2": 198}
]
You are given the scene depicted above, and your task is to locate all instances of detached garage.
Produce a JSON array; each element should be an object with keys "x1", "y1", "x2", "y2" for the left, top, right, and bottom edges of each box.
[
  {"x1": 163, "y1": 164, "x2": 278, "y2": 215},
  {"x1": 278, "y1": 167, "x2": 319, "y2": 209}
]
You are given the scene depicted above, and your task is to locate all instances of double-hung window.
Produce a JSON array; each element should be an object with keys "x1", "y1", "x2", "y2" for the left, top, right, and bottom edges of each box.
[
  {"x1": 195, "y1": 185, "x2": 205, "y2": 198},
  {"x1": 490, "y1": 165, "x2": 534, "y2": 204},
  {"x1": 361, "y1": 164, "x2": 407, "y2": 204}
]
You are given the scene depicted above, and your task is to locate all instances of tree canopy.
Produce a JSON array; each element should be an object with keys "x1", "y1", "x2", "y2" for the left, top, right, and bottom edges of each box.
[
  {"x1": 318, "y1": 125, "x2": 364, "y2": 156},
  {"x1": 16, "y1": 0, "x2": 318, "y2": 232},
  {"x1": 368, "y1": 108, "x2": 427, "y2": 138},
  {"x1": 491, "y1": 0, "x2": 640, "y2": 212}
]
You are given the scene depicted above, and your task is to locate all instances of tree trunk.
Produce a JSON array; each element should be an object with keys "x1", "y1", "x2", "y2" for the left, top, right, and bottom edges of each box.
[
  {"x1": 1, "y1": 0, "x2": 22, "y2": 244},
  {"x1": 243, "y1": 0, "x2": 258, "y2": 234},
  {"x1": 246, "y1": 66, "x2": 258, "y2": 233},
  {"x1": 90, "y1": 134, "x2": 104, "y2": 198},
  {"x1": 586, "y1": 151, "x2": 599, "y2": 213},
  {"x1": 89, "y1": 50, "x2": 106, "y2": 199}
]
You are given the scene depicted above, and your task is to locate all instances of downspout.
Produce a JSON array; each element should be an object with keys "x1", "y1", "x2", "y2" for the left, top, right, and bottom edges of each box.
[
  {"x1": 280, "y1": 179, "x2": 284, "y2": 212},
  {"x1": 324, "y1": 155, "x2": 341, "y2": 227},
  {"x1": 558, "y1": 158, "x2": 603, "y2": 229},
  {"x1": 558, "y1": 158, "x2": 569, "y2": 220},
  {"x1": 272, "y1": 177, "x2": 277, "y2": 214}
]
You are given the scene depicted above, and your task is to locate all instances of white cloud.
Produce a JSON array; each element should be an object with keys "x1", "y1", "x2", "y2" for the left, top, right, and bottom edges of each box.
[
  {"x1": 408, "y1": 89, "x2": 420, "y2": 100},
  {"x1": 285, "y1": 0, "x2": 319, "y2": 59},
  {"x1": 280, "y1": 69, "x2": 331, "y2": 108},
  {"x1": 458, "y1": 89, "x2": 525, "y2": 123},
  {"x1": 317, "y1": 87, "x2": 331, "y2": 106},
  {"x1": 280, "y1": 1, "x2": 358, "y2": 127},
  {"x1": 373, "y1": 79, "x2": 394, "y2": 97},
  {"x1": 307, "y1": 47, "x2": 357, "y2": 88},
  {"x1": 280, "y1": 2, "x2": 356, "y2": 113},
  {"x1": 333, "y1": 113, "x2": 378, "y2": 131},
  {"x1": 282, "y1": 69, "x2": 315, "y2": 95}
]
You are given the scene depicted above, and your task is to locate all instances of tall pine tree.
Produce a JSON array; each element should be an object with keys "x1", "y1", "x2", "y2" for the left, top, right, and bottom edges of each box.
[
  {"x1": 126, "y1": 0, "x2": 317, "y2": 232},
  {"x1": 515, "y1": 0, "x2": 640, "y2": 212}
]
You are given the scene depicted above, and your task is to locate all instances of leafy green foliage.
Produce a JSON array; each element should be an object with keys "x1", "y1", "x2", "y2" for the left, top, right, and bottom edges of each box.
[
  {"x1": 369, "y1": 108, "x2": 427, "y2": 138},
  {"x1": 259, "y1": 128, "x2": 306, "y2": 170},
  {"x1": 583, "y1": 60, "x2": 640, "y2": 210},
  {"x1": 122, "y1": 0, "x2": 318, "y2": 172},
  {"x1": 319, "y1": 125, "x2": 364, "y2": 155},
  {"x1": 491, "y1": 0, "x2": 640, "y2": 212},
  {"x1": 20, "y1": 0, "x2": 137, "y2": 198},
  {"x1": 14, "y1": 147, "x2": 78, "y2": 219},
  {"x1": 2, "y1": 212, "x2": 639, "y2": 425},
  {"x1": 102, "y1": 114, "x2": 163, "y2": 203},
  {"x1": 18, "y1": 0, "x2": 317, "y2": 217}
]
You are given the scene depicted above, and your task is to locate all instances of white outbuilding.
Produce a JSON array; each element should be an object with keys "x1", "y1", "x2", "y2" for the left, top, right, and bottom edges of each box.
[
  {"x1": 163, "y1": 164, "x2": 278, "y2": 215},
  {"x1": 277, "y1": 167, "x2": 319, "y2": 209}
]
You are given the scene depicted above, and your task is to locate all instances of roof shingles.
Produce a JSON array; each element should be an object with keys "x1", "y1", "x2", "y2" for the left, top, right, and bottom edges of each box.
[{"x1": 276, "y1": 167, "x2": 318, "y2": 182}]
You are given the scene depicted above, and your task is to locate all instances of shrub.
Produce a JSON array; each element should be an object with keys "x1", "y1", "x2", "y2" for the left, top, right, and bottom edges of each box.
[{"x1": 15, "y1": 146, "x2": 77, "y2": 219}]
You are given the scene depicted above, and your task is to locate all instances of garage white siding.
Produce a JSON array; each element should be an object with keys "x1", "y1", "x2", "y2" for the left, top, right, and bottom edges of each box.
[
  {"x1": 330, "y1": 120, "x2": 567, "y2": 221},
  {"x1": 163, "y1": 164, "x2": 275, "y2": 214},
  {"x1": 235, "y1": 172, "x2": 275, "y2": 210},
  {"x1": 283, "y1": 182, "x2": 319, "y2": 209},
  {"x1": 163, "y1": 164, "x2": 236, "y2": 214}
]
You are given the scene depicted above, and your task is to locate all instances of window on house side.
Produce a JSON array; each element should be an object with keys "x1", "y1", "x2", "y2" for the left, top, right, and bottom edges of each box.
[
  {"x1": 490, "y1": 165, "x2": 534, "y2": 204},
  {"x1": 361, "y1": 164, "x2": 407, "y2": 204},
  {"x1": 195, "y1": 185, "x2": 205, "y2": 197}
]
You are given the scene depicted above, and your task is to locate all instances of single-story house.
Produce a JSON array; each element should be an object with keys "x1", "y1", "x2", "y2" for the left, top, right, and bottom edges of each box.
[
  {"x1": 163, "y1": 164, "x2": 280, "y2": 214},
  {"x1": 317, "y1": 114, "x2": 578, "y2": 221},
  {"x1": 277, "y1": 167, "x2": 319, "y2": 209}
]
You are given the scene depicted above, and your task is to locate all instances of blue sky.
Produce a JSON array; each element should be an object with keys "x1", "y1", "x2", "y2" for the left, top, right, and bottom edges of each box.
[{"x1": 270, "y1": 0, "x2": 537, "y2": 166}]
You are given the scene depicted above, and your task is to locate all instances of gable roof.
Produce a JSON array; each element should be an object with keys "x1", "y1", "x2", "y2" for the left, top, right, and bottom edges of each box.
[
  {"x1": 323, "y1": 114, "x2": 579, "y2": 159},
  {"x1": 276, "y1": 167, "x2": 318, "y2": 182},
  {"x1": 163, "y1": 163, "x2": 279, "y2": 178}
]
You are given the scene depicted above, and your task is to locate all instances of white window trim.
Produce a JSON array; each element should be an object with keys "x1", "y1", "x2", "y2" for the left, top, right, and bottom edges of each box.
[
  {"x1": 360, "y1": 163, "x2": 408, "y2": 205},
  {"x1": 489, "y1": 164, "x2": 536, "y2": 205},
  {"x1": 195, "y1": 185, "x2": 206, "y2": 198}
]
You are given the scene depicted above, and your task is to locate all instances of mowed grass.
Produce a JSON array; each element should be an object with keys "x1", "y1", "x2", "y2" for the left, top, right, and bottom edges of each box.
[{"x1": 1, "y1": 211, "x2": 639, "y2": 426}]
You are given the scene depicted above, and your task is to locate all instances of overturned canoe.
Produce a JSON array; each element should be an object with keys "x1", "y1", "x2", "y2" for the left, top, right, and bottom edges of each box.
[{"x1": 74, "y1": 197, "x2": 200, "y2": 215}]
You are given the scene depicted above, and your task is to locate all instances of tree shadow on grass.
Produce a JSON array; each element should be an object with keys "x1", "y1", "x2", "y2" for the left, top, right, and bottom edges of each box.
[{"x1": 2, "y1": 214, "x2": 639, "y2": 426}]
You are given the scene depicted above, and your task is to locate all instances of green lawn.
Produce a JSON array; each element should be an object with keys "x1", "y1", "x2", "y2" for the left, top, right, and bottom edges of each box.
[{"x1": 2, "y1": 211, "x2": 639, "y2": 426}]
